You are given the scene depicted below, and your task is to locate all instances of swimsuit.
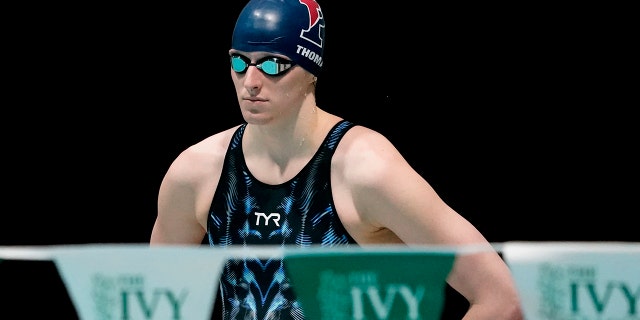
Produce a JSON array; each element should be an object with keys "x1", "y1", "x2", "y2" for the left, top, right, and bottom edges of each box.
[{"x1": 207, "y1": 120, "x2": 358, "y2": 319}]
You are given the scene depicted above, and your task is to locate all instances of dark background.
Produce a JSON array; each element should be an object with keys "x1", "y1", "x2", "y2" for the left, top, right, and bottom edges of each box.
[
  {"x1": 3, "y1": 2, "x2": 636, "y2": 245},
  {"x1": 2, "y1": 2, "x2": 636, "y2": 318}
]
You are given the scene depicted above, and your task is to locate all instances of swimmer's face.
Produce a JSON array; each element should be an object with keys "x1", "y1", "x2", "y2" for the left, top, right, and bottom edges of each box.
[{"x1": 229, "y1": 50, "x2": 316, "y2": 125}]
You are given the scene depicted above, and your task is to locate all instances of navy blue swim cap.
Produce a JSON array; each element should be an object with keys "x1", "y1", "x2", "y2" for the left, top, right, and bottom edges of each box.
[{"x1": 231, "y1": 0, "x2": 325, "y2": 77}]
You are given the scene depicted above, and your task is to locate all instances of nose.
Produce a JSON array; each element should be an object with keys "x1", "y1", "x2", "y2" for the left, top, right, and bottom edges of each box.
[{"x1": 243, "y1": 65, "x2": 263, "y2": 94}]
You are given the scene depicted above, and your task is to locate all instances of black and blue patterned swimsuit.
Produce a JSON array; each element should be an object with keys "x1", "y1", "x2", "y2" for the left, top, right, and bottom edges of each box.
[{"x1": 207, "y1": 120, "x2": 358, "y2": 319}]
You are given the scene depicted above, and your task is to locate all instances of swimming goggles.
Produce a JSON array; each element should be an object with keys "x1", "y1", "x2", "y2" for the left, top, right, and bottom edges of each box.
[{"x1": 230, "y1": 53, "x2": 296, "y2": 76}]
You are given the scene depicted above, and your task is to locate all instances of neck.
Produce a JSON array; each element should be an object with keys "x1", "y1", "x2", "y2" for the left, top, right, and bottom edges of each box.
[{"x1": 247, "y1": 103, "x2": 322, "y2": 159}]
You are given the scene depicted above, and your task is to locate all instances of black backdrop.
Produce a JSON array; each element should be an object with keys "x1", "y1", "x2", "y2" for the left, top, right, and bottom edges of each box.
[
  {"x1": 2, "y1": 2, "x2": 636, "y2": 318},
  {"x1": 4, "y1": 2, "x2": 635, "y2": 245}
]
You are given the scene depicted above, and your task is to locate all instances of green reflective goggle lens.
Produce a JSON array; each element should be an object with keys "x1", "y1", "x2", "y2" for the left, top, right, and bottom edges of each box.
[{"x1": 230, "y1": 54, "x2": 295, "y2": 76}]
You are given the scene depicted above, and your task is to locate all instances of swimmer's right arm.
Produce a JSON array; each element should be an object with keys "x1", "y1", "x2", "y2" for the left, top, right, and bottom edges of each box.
[
  {"x1": 149, "y1": 127, "x2": 243, "y2": 245},
  {"x1": 151, "y1": 152, "x2": 207, "y2": 245}
]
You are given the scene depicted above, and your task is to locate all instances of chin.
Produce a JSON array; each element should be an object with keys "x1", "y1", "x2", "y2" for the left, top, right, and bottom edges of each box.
[{"x1": 242, "y1": 114, "x2": 273, "y2": 126}]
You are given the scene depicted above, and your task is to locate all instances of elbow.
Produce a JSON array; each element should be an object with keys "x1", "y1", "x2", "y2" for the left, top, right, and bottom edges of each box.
[
  {"x1": 502, "y1": 300, "x2": 525, "y2": 320},
  {"x1": 465, "y1": 298, "x2": 524, "y2": 320}
]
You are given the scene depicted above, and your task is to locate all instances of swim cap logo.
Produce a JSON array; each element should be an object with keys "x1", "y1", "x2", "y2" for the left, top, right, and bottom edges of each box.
[{"x1": 298, "y1": 0, "x2": 324, "y2": 49}]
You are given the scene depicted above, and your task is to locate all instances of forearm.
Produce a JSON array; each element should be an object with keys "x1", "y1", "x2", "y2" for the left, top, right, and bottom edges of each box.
[{"x1": 450, "y1": 252, "x2": 524, "y2": 320}]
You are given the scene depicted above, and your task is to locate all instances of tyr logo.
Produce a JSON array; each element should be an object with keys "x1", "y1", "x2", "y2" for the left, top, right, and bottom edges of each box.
[{"x1": 254, "y1": 212, "x2": 281, "y2": 226}]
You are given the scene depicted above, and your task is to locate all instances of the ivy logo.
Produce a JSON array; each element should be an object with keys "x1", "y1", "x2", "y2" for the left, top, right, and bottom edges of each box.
[
  {"x1": 285, "y1": 250, "x2": 454, "y2": 320},
  {"x1": 90, "y1": 273, "x2": 188, "y2": 320},
  {"x1": 316, "y1": 270, "x2": 427, "y2": 320},
  {"x1": 536, "y1": 263, "x2": 639, "y2": 319}
]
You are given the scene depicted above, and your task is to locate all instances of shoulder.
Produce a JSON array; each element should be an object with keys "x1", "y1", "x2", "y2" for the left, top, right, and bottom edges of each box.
[
  {"x1": 164, "y1": 125, "x2": 241, "y2": 186},
  {"x1": 330, "y1": 124, "x2": 430, "y2": 239},
  {"x1": 334, "y1": 125, "x2": 408, "y2": 185}
]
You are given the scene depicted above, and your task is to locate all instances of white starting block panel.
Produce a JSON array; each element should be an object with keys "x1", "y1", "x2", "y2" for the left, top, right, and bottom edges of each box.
[{"x1": 502, "y1": 241, "x2": 640, "y2": 320}]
